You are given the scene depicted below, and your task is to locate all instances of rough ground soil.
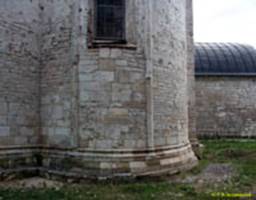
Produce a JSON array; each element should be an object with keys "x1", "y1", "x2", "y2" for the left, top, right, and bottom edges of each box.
[
  {"x1": 171, "y1": 163, "x2": 235, "y2": 189},
  {"x1": 0, "y1": 177, "x2": 63, "y2": 189},
  {"x1": 0, "y1": 164, "x2": 235, "y2": 190}
]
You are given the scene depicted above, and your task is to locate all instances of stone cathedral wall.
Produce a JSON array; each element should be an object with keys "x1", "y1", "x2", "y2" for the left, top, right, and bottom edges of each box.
[
  {"x1": 40, "y1": 0, "x2": 196, "y2": 178},
  {"x1": 0, "y1": 0, "x2": 197, "y2": 179},
  {"x1": 152, "y1": 0, "x2": 189, "y2": 147},
  {"x1": 77, "y1": 1, "x2": 148, "y2": 150},
  {"x1": 0, "y1": 0, "x2": 41, "y2": 147},
  {"x1": 40, "y1": 0, "x2": 79, "y2": 148},
  {"x1": 0, "y1": 0, "x2": 41, "y2": 174}
]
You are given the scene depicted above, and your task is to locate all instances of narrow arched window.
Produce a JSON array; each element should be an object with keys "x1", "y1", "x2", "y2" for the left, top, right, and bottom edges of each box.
[{"x1": 95, "y1": 0, "x2": 125, "y2": 42}]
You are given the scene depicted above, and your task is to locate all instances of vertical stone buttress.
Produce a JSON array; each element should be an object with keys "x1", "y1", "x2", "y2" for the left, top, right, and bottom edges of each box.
[
  {"x1": 186, "y1": 0, "x2": 199, "y2": 150},
  {"x1": 145, "y1": 0, "x2": 154, "y2": 149}
]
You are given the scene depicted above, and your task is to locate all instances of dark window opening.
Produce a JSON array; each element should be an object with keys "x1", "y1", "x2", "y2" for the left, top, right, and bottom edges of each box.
[{"x1": 95, "y1": 0, "x2": 126, "y2": 43}]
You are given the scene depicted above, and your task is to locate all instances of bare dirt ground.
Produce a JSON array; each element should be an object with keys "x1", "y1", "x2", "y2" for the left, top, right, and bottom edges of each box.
[
  {"x1": 185, "y1": 163, "x2": 234, "y2": 183},
  {"x1": 0, "y1": 164, "x2": 235, "y2": 190},
  {"x1": 0, "y1": 177, "x2": 63, "y2": 189}
]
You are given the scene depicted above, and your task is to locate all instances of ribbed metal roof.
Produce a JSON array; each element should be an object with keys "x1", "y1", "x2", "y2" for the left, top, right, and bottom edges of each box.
[{"x1": 195, "y1": 43, "x2": 256, "y2": 76}]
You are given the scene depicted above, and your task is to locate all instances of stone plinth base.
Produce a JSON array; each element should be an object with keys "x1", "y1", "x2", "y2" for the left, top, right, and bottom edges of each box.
[{"x1": 0, "y1": 144, "x2": 197, "y2": 180}]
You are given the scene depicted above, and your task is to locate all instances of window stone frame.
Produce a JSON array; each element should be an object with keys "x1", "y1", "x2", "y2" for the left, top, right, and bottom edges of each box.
[{"x1": 87, "y1": 0, "x2": 136, "y2": 49}]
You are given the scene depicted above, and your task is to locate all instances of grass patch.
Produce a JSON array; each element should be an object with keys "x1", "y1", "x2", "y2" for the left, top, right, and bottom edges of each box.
[
  {"x1": 0, "y1": 183, "x2": 209, "y2": 200},
  {"x1": 0, "y1": 139, "x2": 255, "y2": 200},
  {"x1": 201, "y1": 139, "x2": 256, "y2": 193}
]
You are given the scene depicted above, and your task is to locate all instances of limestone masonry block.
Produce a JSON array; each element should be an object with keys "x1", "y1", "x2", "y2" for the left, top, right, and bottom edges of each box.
[
  {"x1": 130, "y1": 162, "x2": 147, "y2": 169},
  {"x1": 0, "y1": 127, "x2": 10, "y2": 137},
  {"x1": 110, "y1": 49, "x2": 122, "y2": 58},
  {"x1": 99, "y1": 48, "x2": 111, "y2": 58}
]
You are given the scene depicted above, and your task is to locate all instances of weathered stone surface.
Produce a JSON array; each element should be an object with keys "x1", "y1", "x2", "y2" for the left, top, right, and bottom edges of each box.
[
  {"x1": 112, "y1": 83, "x2": 132, "y2": 103},
  {"x1": 0, "y1": 0, "x2": 40, "y2": 146},
  {"x1": 130, "y1": 161, "x2": 147, "y2": 169},
  {"x1": 115, "y1": 60, "x2": 128, "y2": 66},
  {"x1": 152, "y1": 0, "x2": 190, "y2": 147},
  {"x1": 99, "y1": 48, "x2": 111, "y2": 58},
  {"x1": 196, "y1": 77, "x2": 256, "y2": 138},
  {"x1": 110, "y1": 49, "x2": 122, "y2": 58},
  {"x1": 0, "y1": 127, "x2": 10, "y2": 137}
]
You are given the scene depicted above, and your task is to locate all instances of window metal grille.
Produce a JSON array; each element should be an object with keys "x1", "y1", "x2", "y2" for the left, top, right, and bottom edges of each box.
[{"x1": 95, "y1": 0, "x2": 125, "y2": 41}]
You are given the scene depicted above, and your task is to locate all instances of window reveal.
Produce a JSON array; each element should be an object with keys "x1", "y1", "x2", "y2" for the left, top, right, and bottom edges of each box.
[{"x1": 95, "y1": 0, "x2": 125, "y2": 42}]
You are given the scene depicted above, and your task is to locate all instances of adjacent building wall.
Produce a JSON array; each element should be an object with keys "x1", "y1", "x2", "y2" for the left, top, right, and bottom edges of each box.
[{"x1": 196, "y1": 77, "x2": 256, "y2": 138}]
